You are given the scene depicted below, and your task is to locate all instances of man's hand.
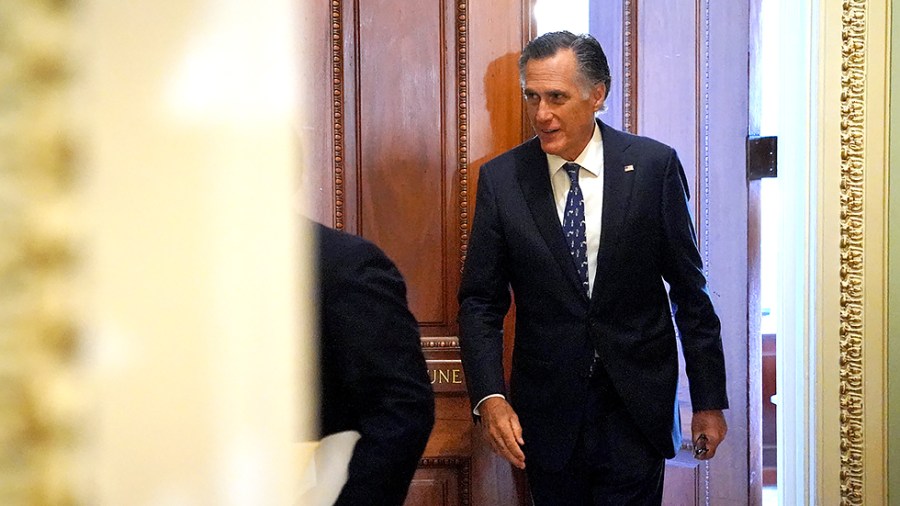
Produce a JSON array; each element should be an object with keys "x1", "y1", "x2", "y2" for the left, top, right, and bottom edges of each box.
[
  {"x1": 691, "y1": 409, "x2": 727, "y2": 460},
  {"x1": 479, "y1": 397, "x2": 526, "y2": 469}
]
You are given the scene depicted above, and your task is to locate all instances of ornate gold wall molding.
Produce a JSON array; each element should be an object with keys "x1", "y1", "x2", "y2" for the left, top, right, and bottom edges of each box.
[
  {"x1": 331, "y1": 0, "x2": 347, "y2": 230},
  {"x1": 0, "y1": 1, "x2": 77, "y2": 503},
  {"x1": 839, "y1": 0, "x2": 867, "y2": 503},
  {"x1": 457, "y1": 0, "x2": 470, "y2": 273}
]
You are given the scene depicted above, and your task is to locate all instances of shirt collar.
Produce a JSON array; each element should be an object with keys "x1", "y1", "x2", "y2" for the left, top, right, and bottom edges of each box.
[{"x1": 546, "y1": 123, "x2": 603, "y2": 177}]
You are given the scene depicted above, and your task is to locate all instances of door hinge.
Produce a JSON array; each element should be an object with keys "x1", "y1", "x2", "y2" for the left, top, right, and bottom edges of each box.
[{"x1": 747, "y1": 135, "x2": 777, "y2": 180}]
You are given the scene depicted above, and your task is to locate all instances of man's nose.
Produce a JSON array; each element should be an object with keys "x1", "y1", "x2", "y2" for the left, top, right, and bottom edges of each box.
[{"x1": 534, "y1": 101, "x2": 553, "y2": 123}]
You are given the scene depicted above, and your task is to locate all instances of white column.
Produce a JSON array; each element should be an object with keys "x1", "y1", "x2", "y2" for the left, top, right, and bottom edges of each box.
[
  {"x1": 74, "y1": 1, "x2": 311, "y2": 504},
  {"x1": 773, "y1": 0, "x2": 815, "y2": 503}
]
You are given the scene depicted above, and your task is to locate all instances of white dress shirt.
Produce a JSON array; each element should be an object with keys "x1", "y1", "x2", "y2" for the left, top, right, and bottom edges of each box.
[
  {"x1": 546, "y1": 123, "x2": 604, "y2": 296},
  {"x1": 472, "y1": 123, "x2": 604, "y2": 416}
]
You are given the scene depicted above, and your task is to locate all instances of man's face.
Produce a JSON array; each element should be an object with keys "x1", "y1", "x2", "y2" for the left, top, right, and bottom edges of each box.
[{"x1": 523, "y1": 49, "x2": 606, "y2": 161}]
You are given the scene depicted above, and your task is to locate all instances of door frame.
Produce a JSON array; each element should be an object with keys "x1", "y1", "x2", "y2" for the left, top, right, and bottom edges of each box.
[{"x1": 812, "y1": 0, "x2": 892, "y2": 504}]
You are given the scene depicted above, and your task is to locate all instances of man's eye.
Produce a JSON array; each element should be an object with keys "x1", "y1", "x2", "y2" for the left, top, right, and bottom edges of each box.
[
  {"x1": 549, "y1": 93, "x2": 566, "y2": 103},
  {"x1": 524, "y1": 93, "x2": 539, "y2": 102}
]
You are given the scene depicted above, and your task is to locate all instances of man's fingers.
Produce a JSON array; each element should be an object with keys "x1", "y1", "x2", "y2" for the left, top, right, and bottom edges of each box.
[
  {"x1": 482, "y1": 405, "x2": 525, "y2": 469},
  {"x1": 487, "y1": 432, "x2": 524, "y2": 468},
  {"x1": 691, "y1": 410, "x2": 727, "y2": 460},
  {"x1": 693, "y1": 431, "x2": 725, "y2": 460},
  {"x1": 486, "y1": 427, "x2": 505, "y2": 453},
  {"x1": 511, "y1": 415, "x2": 525, "y2": 445},
  {"x1": 489, "y1": 421, "x2": 525, "y2": 468},
  {"x1": 502, "y1": 418, "x2": 525, "y2": 464},
  {"x1": 699, "y1": 439, "x2": 720, "y2": 460},
  {"x1": 705, "y1": 431, "x2": 725, "y2": 459}
]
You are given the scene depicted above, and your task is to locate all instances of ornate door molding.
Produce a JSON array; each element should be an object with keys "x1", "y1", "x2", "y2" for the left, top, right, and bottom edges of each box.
[{"x1": 818, "y1": 0, "x2": 891, "y2": 503}]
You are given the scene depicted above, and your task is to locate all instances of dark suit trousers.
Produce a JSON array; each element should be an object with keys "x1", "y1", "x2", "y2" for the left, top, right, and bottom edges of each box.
[{"x1": 525, "y1": 366, "x2": 665, "y2": 506}]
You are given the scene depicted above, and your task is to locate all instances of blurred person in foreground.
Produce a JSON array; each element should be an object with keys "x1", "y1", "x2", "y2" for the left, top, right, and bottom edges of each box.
[{"x1": 315, "y1": 222, "x2": 435, "y2": 505}]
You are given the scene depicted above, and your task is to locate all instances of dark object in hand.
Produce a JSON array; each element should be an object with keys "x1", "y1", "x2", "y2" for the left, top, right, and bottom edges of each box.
[{"x1": 693, "y1": 434, "x2": 709, "y2": 458}]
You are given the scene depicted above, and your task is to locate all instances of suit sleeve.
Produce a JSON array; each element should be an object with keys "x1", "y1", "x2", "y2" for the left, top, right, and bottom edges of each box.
[
  {"x1": 658, "y1": 150, "x2": 729, "y2": 412},
  {"x1": 458, "y1": 165, "x2": 512, "y2": 414},
  {"x1": 327, "y1": 242, "x2": 435, "y2": 506}
]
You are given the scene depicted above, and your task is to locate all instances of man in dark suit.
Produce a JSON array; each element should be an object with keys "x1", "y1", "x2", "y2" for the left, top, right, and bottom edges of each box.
[
  {"x1": 316, "y1": 222, "x2": 435, "y2": 505},
  {"x1": 458, "y1": 32, "x2": 728, "y2": 505}
]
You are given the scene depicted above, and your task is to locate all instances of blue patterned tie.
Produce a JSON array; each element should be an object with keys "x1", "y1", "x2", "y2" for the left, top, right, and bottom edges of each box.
[{"x1": 562, "y1": 163, "x2": 589, "y2": 293}]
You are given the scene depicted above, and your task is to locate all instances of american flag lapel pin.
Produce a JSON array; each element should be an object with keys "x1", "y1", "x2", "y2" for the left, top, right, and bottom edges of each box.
[{"x1": 624, "y1": 164, "x2": 634, "y2": 172}]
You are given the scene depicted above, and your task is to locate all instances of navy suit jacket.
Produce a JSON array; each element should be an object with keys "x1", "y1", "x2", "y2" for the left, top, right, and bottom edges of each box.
[
  {"x1": 458, "y1": 120, "x2": 728, "y2": 471},
  {"x1": 316, "y1": 223, "x2": 435, "y2": 505}
]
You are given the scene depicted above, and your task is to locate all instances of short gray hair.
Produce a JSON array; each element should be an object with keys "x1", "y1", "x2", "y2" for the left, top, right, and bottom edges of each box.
[{"x1": 518, "y1": 31, "x2": 611, "y2": 97}]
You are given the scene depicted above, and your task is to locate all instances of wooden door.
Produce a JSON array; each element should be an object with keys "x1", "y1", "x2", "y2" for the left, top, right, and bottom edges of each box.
[
  {"x1": 593, "y1": 1, "x2": 758, "y2": 504},
  {"x1": 303, "y1": 0, "x2": 533, "y2": 504},
  {"x1": 302, "y1": 0, "x2": 758, "y2": 504}
]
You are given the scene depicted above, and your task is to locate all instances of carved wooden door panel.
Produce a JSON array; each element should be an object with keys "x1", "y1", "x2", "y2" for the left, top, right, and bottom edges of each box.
[
  {"x1": 304, "y1": 0, "x2": 533, "y2": 504},
  {"x1": 594, "y1": 1, "x2": 758, "y2": 504}
]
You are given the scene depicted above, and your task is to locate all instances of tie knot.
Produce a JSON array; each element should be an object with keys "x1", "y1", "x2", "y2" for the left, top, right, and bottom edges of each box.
[{"x1": 564, "y1": 163, "x2": 580, "y2": 183}]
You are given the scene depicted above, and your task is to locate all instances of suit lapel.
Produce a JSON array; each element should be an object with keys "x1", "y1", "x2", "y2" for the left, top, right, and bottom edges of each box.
[
  {"x1": 516, "y1": 138, "x2": 589, "y2": 303},
  {"x1": 592, "y1": 121, "x2": 636, "y2": 299}
]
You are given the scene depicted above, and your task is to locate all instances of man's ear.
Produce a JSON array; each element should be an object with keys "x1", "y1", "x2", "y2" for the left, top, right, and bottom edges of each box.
[{"x1": 592, "y1": 83, "x2": 607, "y2": 111}]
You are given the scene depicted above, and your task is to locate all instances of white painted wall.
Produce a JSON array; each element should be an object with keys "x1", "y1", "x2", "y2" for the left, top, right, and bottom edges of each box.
[
  {"x1": 768, "y1": 0, "x2": 817, "y2": 504},
  {"x1": 534, "y1": 0, "x2": 590, "y2": 35}
]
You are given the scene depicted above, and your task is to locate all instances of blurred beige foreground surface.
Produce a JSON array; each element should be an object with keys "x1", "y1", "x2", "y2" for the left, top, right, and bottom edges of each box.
[{"x1": 0, "y1": 0, "x2": 319, "y2": 503}]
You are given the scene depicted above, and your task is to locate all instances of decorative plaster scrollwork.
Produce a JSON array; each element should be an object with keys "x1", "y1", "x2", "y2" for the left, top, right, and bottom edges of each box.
[
  {"x1": 0, "y1": 1, "x2": 77, "y2": 503},
  {"x1": 839, "y1": 0, "x2": 866, "y2": 503}
]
